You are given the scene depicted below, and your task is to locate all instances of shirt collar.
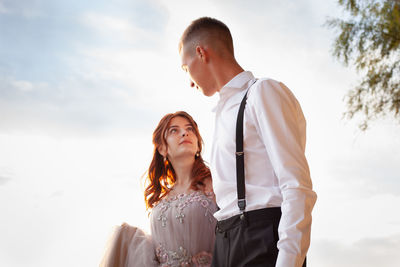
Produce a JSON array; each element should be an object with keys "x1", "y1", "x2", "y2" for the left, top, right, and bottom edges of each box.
[{"x1": 212, "y1": 71, "x2": 255, "y2": 112}]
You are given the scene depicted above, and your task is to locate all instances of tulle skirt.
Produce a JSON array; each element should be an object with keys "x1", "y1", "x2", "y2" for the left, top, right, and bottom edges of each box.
[{"x1": 100, "y1": 223, "x2": 158, "y2": 267}]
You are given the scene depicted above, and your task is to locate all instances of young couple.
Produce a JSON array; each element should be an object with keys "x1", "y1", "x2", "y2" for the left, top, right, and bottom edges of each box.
[{"x1": 100, "y1": 17, "x2": 317, "y2": 267}]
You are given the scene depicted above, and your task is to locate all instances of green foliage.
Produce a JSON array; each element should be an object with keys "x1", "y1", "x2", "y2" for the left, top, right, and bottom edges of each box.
[{"x1": 327, "y1": 0, "x2": 400, "y2": 130}]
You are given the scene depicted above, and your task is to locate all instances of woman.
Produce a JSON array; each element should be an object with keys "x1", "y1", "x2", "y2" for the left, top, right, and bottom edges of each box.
[{"x1": 100, "y1": 111, "x2": 217, "y2": 267}]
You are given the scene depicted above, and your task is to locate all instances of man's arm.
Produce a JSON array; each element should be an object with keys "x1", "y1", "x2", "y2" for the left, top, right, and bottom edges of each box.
[{"x1": 248, "y1": 79, "x2": 317, "y2": 267}]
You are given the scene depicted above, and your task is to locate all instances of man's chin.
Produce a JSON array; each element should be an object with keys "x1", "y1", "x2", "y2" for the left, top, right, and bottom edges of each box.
[{"x1": 200, "y1": 88, "x2": 217, "y2": 97}]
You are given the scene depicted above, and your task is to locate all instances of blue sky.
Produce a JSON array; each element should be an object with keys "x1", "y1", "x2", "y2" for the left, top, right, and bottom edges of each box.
[{"x1": 1, "y1": 0, "x2": 400, "y2": 266}]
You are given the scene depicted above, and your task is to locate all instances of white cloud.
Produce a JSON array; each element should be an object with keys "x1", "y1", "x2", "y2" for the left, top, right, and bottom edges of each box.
[
  {"x1": 0, "y1": 175, "x2": 11, "y2": 185},
  {"x1": 0, "y1": 0, "x2": 42, "y2": 17},
  {"x1": 81, "y1": 12, "x2": 160, "y2": 47},
  {"x1": 313, "y1": 192, "x2": 400, "y2": 242},
  {"x1": 0, "y1": 71, "x2": 160, "y2": 136},
  {"x1": 0, "y1": 133, "x2": 153, "y2": 266},
  {"x1": 0, "y1": 2, "x2": 8, "y2": 14},
  {"x1": 310, "y1": 235, "x2": 400, "y2": 267},
  {"x1": 10, "y1": 79, "x2": 34, "y2": 92}
]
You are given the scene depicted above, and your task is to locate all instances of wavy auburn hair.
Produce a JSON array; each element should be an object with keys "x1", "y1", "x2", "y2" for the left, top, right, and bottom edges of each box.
[{"x1": 144, "y1": 111, "x2": 211, "y2": 210}]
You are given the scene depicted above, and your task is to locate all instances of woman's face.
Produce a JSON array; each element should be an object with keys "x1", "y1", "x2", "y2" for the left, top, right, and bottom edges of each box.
[{"x1": 163, "y1": 116, "x2": 199, "y2": 162}]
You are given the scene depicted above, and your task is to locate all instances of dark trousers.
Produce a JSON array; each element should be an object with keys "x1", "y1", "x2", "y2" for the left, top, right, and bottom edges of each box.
[{"x1": 211, "y1": 207, "x2": 306, "y2": 267}]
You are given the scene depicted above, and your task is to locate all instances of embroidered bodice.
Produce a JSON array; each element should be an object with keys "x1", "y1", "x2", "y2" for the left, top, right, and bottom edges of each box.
[{"x1": 150, "y1": 191, "x2": 217, "y2": 267}]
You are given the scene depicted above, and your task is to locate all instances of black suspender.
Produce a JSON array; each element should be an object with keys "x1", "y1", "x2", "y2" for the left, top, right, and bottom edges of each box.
[{"x1": 235, "y1": 79, "x2": 257, "y2": 213}]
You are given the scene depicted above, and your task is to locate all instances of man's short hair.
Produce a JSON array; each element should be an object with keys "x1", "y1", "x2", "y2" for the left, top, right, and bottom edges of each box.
[{"x1": 180, "y1": 17, "x2": 234, "y2": 56}]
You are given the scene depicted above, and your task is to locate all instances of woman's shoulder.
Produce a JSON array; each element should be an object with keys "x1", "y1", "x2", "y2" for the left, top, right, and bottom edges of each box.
[
  {"x1": 199, "y1": 178, "x2": 215, "y2": 202},
  {"x1": 201, "y1": 177, "x2": 213, "y2": 193}
]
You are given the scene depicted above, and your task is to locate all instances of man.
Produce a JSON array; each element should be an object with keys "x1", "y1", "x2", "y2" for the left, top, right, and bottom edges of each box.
[{"x1": 179, "y1": 17, "x2": 317, "y2": 267}]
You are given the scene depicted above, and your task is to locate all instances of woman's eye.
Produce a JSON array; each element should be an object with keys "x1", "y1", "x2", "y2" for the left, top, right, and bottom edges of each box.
[
  {"x1": 170, "y1": 129, "x2": 177, "y2": 133},
  {"x1": 187, "y1": 127, "x2": 194, "y2": 131}
]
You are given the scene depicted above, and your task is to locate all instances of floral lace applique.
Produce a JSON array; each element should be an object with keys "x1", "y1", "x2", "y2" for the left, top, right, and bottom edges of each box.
[
  {"x1": 155, "y1": 191, "x2": 215, "y2": 227},
  {"x1": 192, "y1": 251, "x2": 213, "y2": 267},
  {"x1": 156, "y1": 244, "x2": 191, "y2": 267},
  {"x1": 156, "y1": 243, "x2": 212, "y2": 267},
  {"x1": 156, "y1": 200, "x2": 171, "y2": 227}
]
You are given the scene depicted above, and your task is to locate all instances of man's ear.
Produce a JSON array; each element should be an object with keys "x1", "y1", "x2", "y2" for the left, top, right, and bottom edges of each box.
[
  {"x1": 196, "y1": 46, "x2": 208, "y2": 62},
  {"x1": 157, "y1": 145, "x2": 167, "y2": 158}
]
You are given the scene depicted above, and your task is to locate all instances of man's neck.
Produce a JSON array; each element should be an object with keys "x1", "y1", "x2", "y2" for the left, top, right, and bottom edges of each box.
[{"x1": 212, "y1": 59, "x2": 244, "y2": 92}]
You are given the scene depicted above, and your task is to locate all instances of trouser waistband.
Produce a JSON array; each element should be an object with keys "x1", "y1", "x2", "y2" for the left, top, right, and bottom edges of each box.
[{"x1": 216, "y1": 207, "x2": 281, "y2": 232}]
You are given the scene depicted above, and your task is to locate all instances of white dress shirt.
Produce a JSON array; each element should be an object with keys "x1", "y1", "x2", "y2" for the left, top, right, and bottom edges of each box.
[{"x1": 210, "y1": 71, "x2": 317, "y2": 267}]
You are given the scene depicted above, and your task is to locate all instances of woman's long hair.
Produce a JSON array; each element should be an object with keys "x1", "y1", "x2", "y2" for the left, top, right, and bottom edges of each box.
[{"x1": 144, "y1": 111, "x2": 211, "y2": 210}]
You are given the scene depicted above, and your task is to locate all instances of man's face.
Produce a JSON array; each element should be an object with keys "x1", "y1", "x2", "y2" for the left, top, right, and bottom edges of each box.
[{"x1": 180, "y1": 44, "x2": 217, "y2": 97}]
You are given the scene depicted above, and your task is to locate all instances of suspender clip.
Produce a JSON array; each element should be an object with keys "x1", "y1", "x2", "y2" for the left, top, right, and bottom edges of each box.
[{"x1": 238, "y1": 198, "x2": 246, "y2": 211}]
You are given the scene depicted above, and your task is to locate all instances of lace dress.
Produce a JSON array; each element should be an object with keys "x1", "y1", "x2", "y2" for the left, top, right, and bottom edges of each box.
[
  {"x1": 100, "y1": 191, "x2": 217, "y2": 267},
  {"x1": 151, "y1": 191, "x2": 217, "y2": 266}
]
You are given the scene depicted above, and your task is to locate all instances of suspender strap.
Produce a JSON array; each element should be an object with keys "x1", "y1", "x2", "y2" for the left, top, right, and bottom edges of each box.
[{"x1": 236, "y1": 79, "x2": 257, "y2": 212}]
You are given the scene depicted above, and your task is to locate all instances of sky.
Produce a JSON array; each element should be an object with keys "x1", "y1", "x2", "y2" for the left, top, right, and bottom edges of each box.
[{"x1": 0, "y1": 0, "x2": 400, "y2": 266}]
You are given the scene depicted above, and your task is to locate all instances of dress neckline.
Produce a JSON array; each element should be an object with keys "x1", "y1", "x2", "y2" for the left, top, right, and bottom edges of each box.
[{"x1": 162, "y1": 190, "x2": 214, "y2": 203}]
